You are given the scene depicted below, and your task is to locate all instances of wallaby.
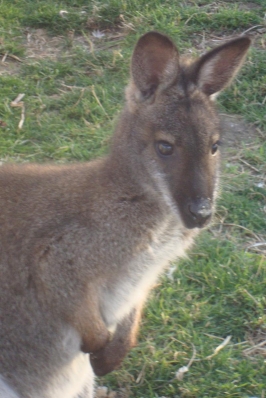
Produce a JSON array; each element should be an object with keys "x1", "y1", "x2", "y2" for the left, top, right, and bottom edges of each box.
[{"x1": 0, "y1": 31, "x2": 250, "y2": 397}]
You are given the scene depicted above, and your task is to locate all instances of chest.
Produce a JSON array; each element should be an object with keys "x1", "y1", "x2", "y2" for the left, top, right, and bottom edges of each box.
[
  {"x1": 9, "y1": 326, "x2": 94, "y2": 398},
  {"x1": 101, "y1": 218, "x2": 195, "y2": 328}
]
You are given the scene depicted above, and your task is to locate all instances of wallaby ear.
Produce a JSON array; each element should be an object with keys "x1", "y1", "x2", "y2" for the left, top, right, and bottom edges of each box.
[
  {"x1": 193, "y1": 37, "x2": 251, "y2": 97},
  {"x1": 130, "y1": 31, "x2": 179, "y2": 101}
]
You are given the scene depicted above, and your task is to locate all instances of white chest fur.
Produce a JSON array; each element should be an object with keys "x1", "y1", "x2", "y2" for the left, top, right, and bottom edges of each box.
[
  {"x1": 45, "y1": 352, "x2": 93, "y2": 398},
  {"x1": 24, "y1": 328, "x2": 95, "y2": 398},
  {"x1": 101, "y1": 216, "x2": 195, "y2": 329}
]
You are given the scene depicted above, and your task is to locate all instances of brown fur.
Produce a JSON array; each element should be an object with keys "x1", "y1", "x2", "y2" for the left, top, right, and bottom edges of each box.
[{"x1": 0, "y1": 32, "x2": 250, "y2": 397}]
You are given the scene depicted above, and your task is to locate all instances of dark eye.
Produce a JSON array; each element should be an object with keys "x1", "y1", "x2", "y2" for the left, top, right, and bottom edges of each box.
[
  {"x1": 211, "y1": 140, "x2": 221, "y2": 156},
  {"x1": 156, "y1": 141, "x2": 174, "y2": 156}
]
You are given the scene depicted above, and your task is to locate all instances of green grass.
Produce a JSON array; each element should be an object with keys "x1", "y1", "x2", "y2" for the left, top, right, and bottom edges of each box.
[
  {"x1": 220, "y1": 47, "x2": 266, "y2": 129},
  {"x1": 0, "y1": 0, "x2": 265, "y2": 397},
  {"x1": 106, "y1": 237, "x2": 266, "y2": 397}
]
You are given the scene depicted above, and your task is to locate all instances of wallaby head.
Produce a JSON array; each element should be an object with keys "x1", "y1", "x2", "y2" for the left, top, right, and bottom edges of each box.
[
  {"x1": 116, "y1": 31, "x2": 251, "y2": 229},
  {"x1": 0, "y1": 32, "x2": 251, "y2": 397}
]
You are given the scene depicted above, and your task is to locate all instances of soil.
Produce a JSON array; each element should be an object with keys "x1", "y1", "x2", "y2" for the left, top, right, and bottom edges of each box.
[
  {"x1": 220, "y1": 113, "x2": 261, "y2": 147},
  {"x1": 24, "y1": 28, "x2": 64, "y2": 60}
]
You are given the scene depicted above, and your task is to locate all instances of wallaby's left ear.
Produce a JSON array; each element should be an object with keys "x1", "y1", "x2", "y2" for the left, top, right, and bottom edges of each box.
[{"x1": 192, "y1": 36, "x2": 251, "y2": 97}]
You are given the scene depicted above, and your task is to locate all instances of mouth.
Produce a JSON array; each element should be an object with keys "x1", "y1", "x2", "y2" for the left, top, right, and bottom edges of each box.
[{"x1": 181, "y1": 213, "x2": 212, "y2": 229}]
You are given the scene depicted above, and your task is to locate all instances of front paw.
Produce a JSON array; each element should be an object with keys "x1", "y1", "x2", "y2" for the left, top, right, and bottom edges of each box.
[{"x1": 90, "y1": 344, "x2": 125, "y2": 376}]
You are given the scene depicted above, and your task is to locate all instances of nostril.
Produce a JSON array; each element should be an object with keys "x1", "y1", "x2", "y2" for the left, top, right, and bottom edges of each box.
[
  {"x1": 188, "y1": 203, "x2": 197, "y2": 219},
  {"x1": 188, "y1": 198, "x2": 212, "y2": 221}
]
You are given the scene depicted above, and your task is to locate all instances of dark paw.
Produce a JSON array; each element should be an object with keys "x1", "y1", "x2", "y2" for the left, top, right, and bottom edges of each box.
[{"x1": 90, "y1": 350, "x2": 124, "y2": 376}]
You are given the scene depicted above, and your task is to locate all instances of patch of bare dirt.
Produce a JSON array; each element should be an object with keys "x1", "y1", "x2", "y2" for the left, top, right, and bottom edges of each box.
[
  {"x1": 238, "y1": 2, "x2": 263, "y2": 11},
  {"x1": 220, "y1": 114, "x2": 261, "y2": 147},
  {"x1": 23, "y1": 27, "x2": 125, "y2": 60},
  {"x1": 0, "y1": 57, "x2": 21, "y2": 75},
  {"x1": 0, "y1": 27, "x2": 126, "y2": 77},
  {"x1": 24, "y1": 28, "x2": 65, "y2": 60},
  {"x1": 243, "y1": 327, "x2": 266, "y2": 359}
]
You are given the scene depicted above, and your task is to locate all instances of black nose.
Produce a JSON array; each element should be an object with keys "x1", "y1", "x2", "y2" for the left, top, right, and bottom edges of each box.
[{"x1": 188, "y1": 198, "x2": 212, "y2": 227}]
